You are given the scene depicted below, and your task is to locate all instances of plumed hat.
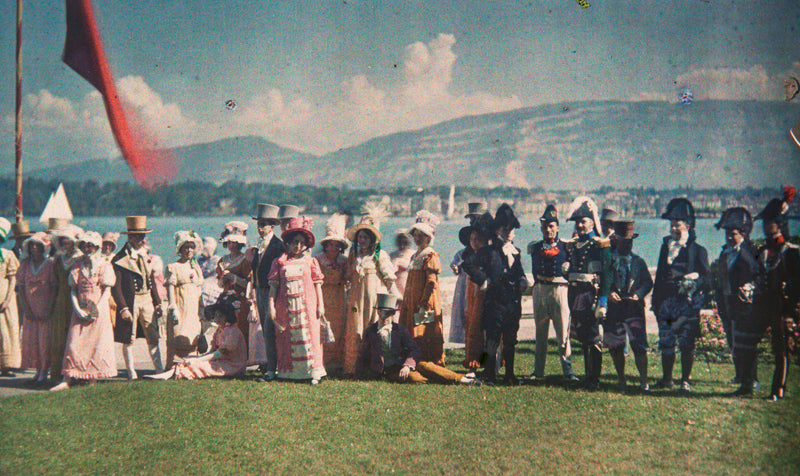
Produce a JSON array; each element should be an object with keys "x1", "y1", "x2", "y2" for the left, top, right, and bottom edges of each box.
[
  {"x1": 566, "y1": 196, "x2": 601, "y2": 232},
  {"x1": 715, "y1": 207, "x2": 753, "y2": 236},
  {"x1": 282, "y1": 216, "x2": 315, "y2": 248},
  {"x1": 661, "y1": 198, "x2": 695, "y2": 228},
  {"x1": 320, "y1": 212, "x2": 349, "y2": 249},
  {"x1": 409, "y1": 210, "x2": 440, "y2": 239},
  {"x1": 539, "y1": 204, "x2": 559, "y2": 224},
  {"x1": 755, "y1": 186, "x2": 795, "y2": 224},
  {"x1": 494, "y1": 203, "x2": 520, "y2": 230}
]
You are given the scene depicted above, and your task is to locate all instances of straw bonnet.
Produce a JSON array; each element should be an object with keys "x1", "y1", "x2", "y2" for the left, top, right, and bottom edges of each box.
[
  {"x1": 174, "y1": 230, "x2": 202, "y2": 254},
  {"x1": 220, "y1": 221, "x2": 249, "y2": 245},
  {"x1": 121, "y1": 216, "x2": 153, "y2": 234},
  {"x1": 282, "y1": 216, "x2": 316, "y2": 248},
  {"x1": 77, "y1": 231, "x2": 103, "y2": 249},
  {"x1": 22, "y1": 231, "x2": 51, "y2": 253},
  {"x1": 102, "y1": 232, "x2": 120, "y2": 247},
  {"x1": 346, "y1": 215, "x2": 382, "y2": 243},
  {"x1": 409, "y1": 210, "x2": 440, "y2": 238}
]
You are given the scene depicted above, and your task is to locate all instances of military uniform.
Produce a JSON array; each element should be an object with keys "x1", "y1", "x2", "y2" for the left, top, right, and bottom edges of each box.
[{"x1": 753, "y1": 190, "x2": 800, "y2": 401}]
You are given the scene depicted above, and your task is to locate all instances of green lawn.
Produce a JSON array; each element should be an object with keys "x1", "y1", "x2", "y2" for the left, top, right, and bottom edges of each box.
[{"x1": 1, "y1": 342, "x2": 798, "y2": 475}]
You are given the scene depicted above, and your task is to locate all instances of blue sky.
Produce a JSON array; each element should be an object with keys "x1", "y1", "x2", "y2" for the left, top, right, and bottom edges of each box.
[{"x1": 1, "y1": 0, "x2": 798, "y2": 166}]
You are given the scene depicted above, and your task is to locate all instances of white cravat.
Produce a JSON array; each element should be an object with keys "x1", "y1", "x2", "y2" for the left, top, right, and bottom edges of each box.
[
  {"x1": 501, "y1": 241, "x2": 517, "y2": 267},
  {"x1": 258, "y1": 231, "x2": 274, "y2": 255},
  {"x1": 666, "y1": 234, "x2": 688, "y2": 265}
]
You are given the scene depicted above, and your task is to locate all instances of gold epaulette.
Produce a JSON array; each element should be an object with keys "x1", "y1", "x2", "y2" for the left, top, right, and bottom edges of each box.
[{"x1": 593, "y1": 236, "x2": 611, "y2": 248}]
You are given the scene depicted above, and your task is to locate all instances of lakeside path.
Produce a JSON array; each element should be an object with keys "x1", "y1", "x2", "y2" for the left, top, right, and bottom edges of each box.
[{"x1": 0, "y1": 273, "x2": 663, "y2": 398}]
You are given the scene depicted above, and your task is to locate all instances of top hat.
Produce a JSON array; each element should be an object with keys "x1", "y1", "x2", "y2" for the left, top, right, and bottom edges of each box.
[
  {"x1": 48, "y1": 217, "x2": 70, "y2": 232},
  {"x1": 375, "y1": 293, "x2": 398, "y2": 311},
  {"x1": 278, "y1": 205, "x2": 300, "y2": 222},
  {"x1": 539, "y1": 204, "x2": 559, "y2": 224},
  {"x1": 282, "y1": 216, "x2": 315, "y2": 248},
  {"x1": 715, "y1": 207, "x2": 753, "y2": 235},
  {"x1": 661, "y1": 198, "x2": 695, "y2": 227},
  {"x1": 252, "y1": 203, "x2": 281, "y2": 223},
  {"x1": 612, "y1": 220, "x2": 639, "y2": 240},
  {"x1": 346, "y1": 215, "x2": 382, "y2": 243},
  {"x1": 600, "y1": 208, "x2": 620, "y2": 222},
  {"x1": 465, "y1": 202, "x2": 487, "y2": 219},
  {"x1": 121, "y1": 216, "x2": 153, "y2": 234},
  {"x1": 10, "y1": 219, "x2": 33, "y2": 241}
]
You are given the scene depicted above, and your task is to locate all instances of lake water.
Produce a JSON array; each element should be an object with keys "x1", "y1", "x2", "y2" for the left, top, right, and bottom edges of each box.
[{"x1": 10, "y1": 216, "x2": 797, "y2": 271}]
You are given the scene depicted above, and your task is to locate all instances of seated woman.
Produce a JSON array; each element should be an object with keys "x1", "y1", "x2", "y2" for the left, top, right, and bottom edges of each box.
[{"x1": 146, "y1": 293, "x2": 247, "y2": 380}]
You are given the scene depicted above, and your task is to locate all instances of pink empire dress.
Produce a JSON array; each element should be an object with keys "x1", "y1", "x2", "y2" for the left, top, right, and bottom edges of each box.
[
  {"x1": 62, "y1": 257, "x2": 118, "y2": 379},
  {"x1": 269, "y1": 253, "x2": 326, "y2": 381},
  {"x1": 172, "y1": 323, "x2": 247, "y2": 380},
  {"x1": 18, "y1": 257, "x2": 56, "y2": 370}
]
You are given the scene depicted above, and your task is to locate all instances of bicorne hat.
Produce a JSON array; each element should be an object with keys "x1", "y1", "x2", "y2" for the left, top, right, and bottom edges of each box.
[
  {"x1": 493, "y1": 203, "x2": 520, "y2": 230},
  {"x1": 540, "y1": 204, "x2": 559, "y2": 224},
  {"x1": 755, "y1": 186, "x2": 795, "y2": 224},
  {"x1": 715, "y1": 207, "x2": 753, "y2": 236},
  {"x1": 661, "y1": 198, "x2": 695, "y2": 228}
]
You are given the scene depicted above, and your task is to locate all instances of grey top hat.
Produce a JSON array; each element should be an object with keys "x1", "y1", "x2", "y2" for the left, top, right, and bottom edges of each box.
[
  {"x1": 465, "y1": 201, "x2": 487, "y2": 218},
  {"x1": 252, "y1": 203, "x2": 281, "y2": 223},
  {"x1": 278, "y1": 205, "x2": 300, "y2": 221},
  {"x1": 375, "y1": 293, "x2": 398, "y2": 311},
  {"x1": 600, "y1": 208, "x2": 620, "y2": 222}
]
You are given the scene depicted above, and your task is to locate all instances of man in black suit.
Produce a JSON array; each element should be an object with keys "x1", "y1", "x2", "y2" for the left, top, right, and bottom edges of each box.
[{"x1": 250, "y1": 203, "x2": 286, "y2": 381}]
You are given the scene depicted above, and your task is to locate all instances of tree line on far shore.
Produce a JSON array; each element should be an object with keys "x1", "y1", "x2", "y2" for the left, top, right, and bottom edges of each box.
[{"x1": 0, "y1": 178, "x2": 786, "y2": 218}]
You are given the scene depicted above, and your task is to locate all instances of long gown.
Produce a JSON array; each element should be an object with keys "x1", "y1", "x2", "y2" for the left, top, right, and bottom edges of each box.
[
  {"x1": 173, "y1": 323, "x2": 247, "y2": 379},
  {"x1": 398, "y1": 247, "x2": 445, "y2": 366},
  {"x1": 216, "y1": 253, "x2": 252, "y2": 348},
  {"x1": 62, "y1": 257, "x2": 117, "y2": 379},
  {"x1": 49, "y1": 252, "x2": 81, "y2": 378},
  {"x1": 343, "y1": 250, "x2": 396, "y2": 374},
  {"x1": 269, "y1": 253, "x2": 326, "y2": 380},
  {"x1": 315, "y1": 252, "x2": 347, "y2": 370},
  {"x1": 0, "y1": 249, "x2": 20, "y2": 369},
  {"x1": 448, "y1": 248, "x2": 468, "y2": 343},
  {"x1": 165, "y1": 260, "x2": 204, "y2": 368},
  {"x1": 462, "y1": 279, "x2": 485, "y2": 370},
  {"x1": 18, "y1": 257, "x2": 55, "y2": 370}
]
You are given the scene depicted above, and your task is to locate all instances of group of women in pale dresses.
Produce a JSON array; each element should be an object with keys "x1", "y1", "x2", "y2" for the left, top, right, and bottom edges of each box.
[{"x1": 0, "y1": 207, "x2": 466, "y2": 388}]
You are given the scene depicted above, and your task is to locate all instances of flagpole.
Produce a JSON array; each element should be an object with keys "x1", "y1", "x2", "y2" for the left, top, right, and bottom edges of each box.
[{"x1": 14, "y1": 0, "x2": 23, "y2": 223}]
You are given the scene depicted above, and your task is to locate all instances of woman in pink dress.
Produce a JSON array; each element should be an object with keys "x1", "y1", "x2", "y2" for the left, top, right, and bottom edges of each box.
[
  {"x1": 146, "y1": 293, "x2": 247, "y2": 380},
  {"x1": 267, "y1": 216, "x2": 326, "y2": 385},
  {"x1": 51, "y1": 231, "x2": 117, "y2": 391},
  {"x1": 17, "y1": 232, "x2": 56, "y2": 383}
]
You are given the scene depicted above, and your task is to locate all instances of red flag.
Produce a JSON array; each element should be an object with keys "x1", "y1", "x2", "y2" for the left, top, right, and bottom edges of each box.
[{"x1": 62, "y1": 0, "x2": 176, "y2": 189}]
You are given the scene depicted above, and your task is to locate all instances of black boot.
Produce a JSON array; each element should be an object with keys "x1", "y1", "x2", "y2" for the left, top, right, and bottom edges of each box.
[
  {"x1": 502, "y1": 347, "x2": 518, "y2": 386},
  {"x1": 655, "y1": 353, "x2": 675, "y2": 389},
  {"x1": 679, "y1": 350, "x2": 694, "y2": 393},
  {"x1": 731, "y1": 350, "x2": 754, "y2": 397}
]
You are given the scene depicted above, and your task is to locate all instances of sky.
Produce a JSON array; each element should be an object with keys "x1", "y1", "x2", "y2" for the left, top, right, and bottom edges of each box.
[{"x1": 0, "y1": 0, "x2": 798, "y2": 167}]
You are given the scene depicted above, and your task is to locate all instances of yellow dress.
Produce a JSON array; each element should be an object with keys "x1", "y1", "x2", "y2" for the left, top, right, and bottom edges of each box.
[
  {"x1": 165, "y1": 260, "x2": 204, "y2": 367},
  {"x1": 398, "y1": 247, "x2": 445, "y2": 366},
  {"x1": 315, "y1": 253, "x2": 347, "y2": 369},
  {"x1": 0, "y1": 249, "x2": 20, "y2": 369}
]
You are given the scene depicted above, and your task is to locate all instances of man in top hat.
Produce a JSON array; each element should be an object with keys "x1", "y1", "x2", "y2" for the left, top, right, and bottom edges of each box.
[
  {"x1": 464, "y1": 201, "x2": 488, "y2": 225},
  {"x1": 652, "y1": 198, "x2": 710, "y2": 393},
  {"x1": 527, "y1": 204, "x2": 577, "y2": 382},
  {"x1": 278, "y1": 204, "x2": 300, "y2": 233},
  {"x1": 754, "y1": 186, "x2": 799, "y2": 401},
  {"x1": 463, "y1": 203, "x2": 528, "y2": 385},
  {"x1": 111, "y1": 216, "x2": 164, "y2": 378},
  {"x1": 9, "y1": 220, "x2": 34, "y2": 258},
  {"x1": 356, "y1": 293, "x2": 476, "y2": 385},
  {"x1": 564, "y1": 196, "x2": 612, "y2": 390},
  {"x1": 249, "y1": 203, "x2": 285, "y2": 380},
  {"x1": 603, "y1": 220, "x2": 653, "y2": 391},
  {"x1": 712, "y1": 207, "x2": 760, "y2": 393},
  {"x1": 600, "y1": 208, "x2": 620, "y2": 239}
]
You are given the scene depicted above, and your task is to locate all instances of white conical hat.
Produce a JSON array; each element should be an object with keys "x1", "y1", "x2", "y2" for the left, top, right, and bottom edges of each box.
[{"x1": 320, "y1": 212, "x2": 348, "y2": 247}]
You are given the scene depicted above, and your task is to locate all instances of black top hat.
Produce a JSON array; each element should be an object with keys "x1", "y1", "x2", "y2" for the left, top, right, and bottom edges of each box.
[
  {"x1": 661, "y1": 198, "x2": 695, "y2": 227},
  {"x1": 493, "y1": 203, "x2": 520, "y2": 230},
  {"x1": 600, "y1": 208, "x2": 620, "y2": 222},
  {"x1": 465, "y1": 202, "x2": 487, "y2": 219},
  {"x1": 715, "y1": 207, "x2": 753, "y2": 235},
  {"x1": 539, "y1": 204, "x2": 558, "y2": 224},
  {"x1": 612, "y1": 220, "x2": 639, "y2": 239}
]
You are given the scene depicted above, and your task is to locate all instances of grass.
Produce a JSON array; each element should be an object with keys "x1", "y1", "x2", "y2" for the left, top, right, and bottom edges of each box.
[{"x1": 1, "y1": 341, "x2": 798, "y2": 475}]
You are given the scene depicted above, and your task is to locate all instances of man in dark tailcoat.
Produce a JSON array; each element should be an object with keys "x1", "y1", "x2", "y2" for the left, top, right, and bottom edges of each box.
[
  {"x1": 565, "y1": 196, "x2": 611, "y2": 391},
  {"x1": 652, "y1": 198, "x2": 710, "y2": 393},
  {"x1": 111, "y1": 216, "x2": 163, "y2": 379},
  {"x1": 249, "y1": 203, "x2": 285, "y2": 381},
  {"x1": 712, "y1": 207, "x2": 760, "y2": 393},
  {"x1": 463, "y1": 204, "x2": 528, "y2": 385},
  {"x1": 754, "y1": 187, "x2": 800, "y2": 402},
  {"x1": 603, "y1": 220, "x2": 653, "y2": 392}
]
